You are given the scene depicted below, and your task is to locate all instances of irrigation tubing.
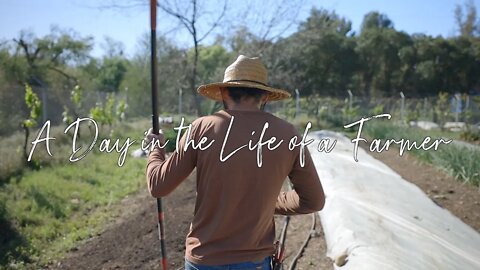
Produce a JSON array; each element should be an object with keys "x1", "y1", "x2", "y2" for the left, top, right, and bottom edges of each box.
[
  {"x1": 150, "y1": 0, "x2": 168, "y2": 269},
  {"x1": 278, "y1": 182, "x2": 318, "y2": 270},
  {"x1": 276, "y1": 214, "x2": 290, "y2": 270},
  {"x1": 287, "y1": 213, "x2": 316, "y2": 270}
]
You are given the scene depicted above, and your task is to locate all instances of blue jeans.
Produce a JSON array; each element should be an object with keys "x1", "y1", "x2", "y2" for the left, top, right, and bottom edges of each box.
[{"x1": 185, "y1": 257, "x2": 272, "y2": 270}]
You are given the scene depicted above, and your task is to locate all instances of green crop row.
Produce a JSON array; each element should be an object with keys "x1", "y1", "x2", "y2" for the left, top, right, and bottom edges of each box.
[{"x1": 362, "y1": 121, "x2": 480, "y2": 187}]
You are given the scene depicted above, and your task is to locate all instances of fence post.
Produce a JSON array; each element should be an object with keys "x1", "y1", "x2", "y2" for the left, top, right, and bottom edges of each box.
[
  {"x1": 464, "y1": 95, "x2": 470, "y2": 123},
  {"x1": 400, "y1": 91, "x2": 405, "y2": 121},
  {"x1": 454, "y1": 93, "x2": 462, "y2": 122},
  {"x1": 295, "y1": 89, "x2": 300, "y2": 119},
  {"x1": 346, "y1": 90, "x2": 353, "y2": 123},
  {"x1": 423, "y1": 97, "x2": 428, "y2": 121},
  {"x1": 347, "y1": 89, "x2": 353, "y2": 112},
  {"x1": 178, "y1": 88, "x2": 183, "y2": 115},
  {"x1": 125, "y1": 86, "x2": 129, "y2": 119}
]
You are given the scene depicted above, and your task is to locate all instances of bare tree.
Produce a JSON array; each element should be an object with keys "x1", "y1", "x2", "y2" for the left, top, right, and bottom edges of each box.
[
  {"x1": 224, "y1": 0, "x2": 305, "y2": 55},
  {"x1": 455, "y1": 0, "x2": 480, "y2": 37},
  {"x1": 156, "y1": 0, "x2": 228, "y2": 116},
  {"x1": 97, "y1": 0, "x2": 304, "y2": 115},
  {"x1": 94, "y1": 0, "x2": 228, "y2": 115}
]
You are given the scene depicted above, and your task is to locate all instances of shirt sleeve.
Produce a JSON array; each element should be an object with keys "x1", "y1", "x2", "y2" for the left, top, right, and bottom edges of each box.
[
  {"x1": 275, "y1": 144, "x2": 325, "y2": 215},
  {"x1": 146, "y1": 127, "x2": 197, "y2": 198}
]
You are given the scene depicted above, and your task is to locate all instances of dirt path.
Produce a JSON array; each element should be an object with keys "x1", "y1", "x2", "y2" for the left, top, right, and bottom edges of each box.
[
  {"x1": 50, "y1": 175, "x2": 197, "y2": 270},
  {"x1": 50, "y1": 172, "x2": 332, "y2": 270},
  {"x1": 50, "y1": 148, "x2": 479, "y2": 269}
]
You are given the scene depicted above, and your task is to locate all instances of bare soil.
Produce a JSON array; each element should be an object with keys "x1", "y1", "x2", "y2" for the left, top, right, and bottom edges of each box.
[
  {"x1": 367, "y1": 148, "x2": 480, "y2": 232},
  {"x1": 49, "y1": 148, "x2": 479, "y2": 269}
]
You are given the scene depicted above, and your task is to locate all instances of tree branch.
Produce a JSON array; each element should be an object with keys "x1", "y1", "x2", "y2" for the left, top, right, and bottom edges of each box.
[
  {"x1": 198, "y1": 0, "x2": 227, "y2": 42},
  {"x1": 256, "y1": 0, "x2": 304, "y2": 53},
  {"x1": 46, "y1": 65, "x2": 78, "y2": 83},
  {"x1": 157, "y1": 2, "x2": 194, "y2": 34},
  {"x1": 14, "y1": 38, "x2": 33, "y2": 65}
]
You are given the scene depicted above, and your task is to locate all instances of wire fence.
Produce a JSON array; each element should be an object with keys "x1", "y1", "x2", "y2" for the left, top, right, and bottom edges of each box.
[
  {"x1": 266, "y1": 93, "x2": 480, "y2": 128},
  {"x1": 4, "y1": 84, "x2": 480, "y2": 137}
]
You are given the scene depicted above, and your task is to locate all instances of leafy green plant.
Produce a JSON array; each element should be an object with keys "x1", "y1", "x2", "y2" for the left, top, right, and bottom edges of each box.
[
  {"x1": 71, "y1": 85, "x2": 82, "y2": 109},
  {"x1": 22, "y1": 84, "x2": 41, "y2": 165},
  {"x1": 460, "y1": 130, "x2": 480, "y2": 143},
  {"x1": 342, "y1": 105, "x2": 359, "y2": 123},
  {"x1": 370, "y1": 104, "x2": 385, "y2": 116},
  {"x1": 406, "y1": 105, "x2": 420, "y2": 123},
  {"x1": 63, "y1": 85, "x2": 82, "y2": 125},
  {"x1": 62, "y1": 106, "x2": 73, "y2": 125},
  {"x1": 434, "y1": 92, "x2": 451, "y2": 130},
  {"x1": 116, "y1": 98, "x2": 127, "y2": 122},
  {"x1": 89, "y1": 93, "x2": 116, "y2": 127},
  {"x1": 104, "y1": 94, "x2": 115, "y2": 123}
]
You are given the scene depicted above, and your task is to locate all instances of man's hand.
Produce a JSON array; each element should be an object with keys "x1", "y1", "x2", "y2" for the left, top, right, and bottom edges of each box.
[{"x1": 144, "y1": 128, "x2": 166, "y2": 150}]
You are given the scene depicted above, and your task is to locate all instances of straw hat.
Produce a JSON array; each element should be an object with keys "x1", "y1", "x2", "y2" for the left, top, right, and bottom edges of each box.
[{"x1": 197, "y1": 55, "x2": 291, "y2": 102}]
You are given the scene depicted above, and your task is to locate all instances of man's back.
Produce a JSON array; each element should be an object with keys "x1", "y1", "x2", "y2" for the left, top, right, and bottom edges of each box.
[
  {"x1": 146, "y1": 55, "x2": 324, "y2": 269},
  {"x1": 147, "y1": 109, "x2": 324, "y2": 265}
]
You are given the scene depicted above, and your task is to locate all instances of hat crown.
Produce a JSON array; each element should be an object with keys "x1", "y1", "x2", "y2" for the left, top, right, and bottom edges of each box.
[
  {"x1": 197, "y1": 54, "x2": 291, "y2": 102},
  {"x1": 223, "y1": 55, "x2": 268, "y2": 85}
]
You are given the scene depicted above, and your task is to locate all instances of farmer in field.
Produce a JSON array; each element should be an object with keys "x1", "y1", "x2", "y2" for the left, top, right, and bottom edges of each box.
[{"x1": 145, "y1": 55, "x2": 325, "y2": 270}]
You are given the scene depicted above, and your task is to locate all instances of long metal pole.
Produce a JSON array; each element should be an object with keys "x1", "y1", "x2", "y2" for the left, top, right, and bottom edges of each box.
[{"x1": 150, "y1": 1, "x2": 168, "y2": 269}]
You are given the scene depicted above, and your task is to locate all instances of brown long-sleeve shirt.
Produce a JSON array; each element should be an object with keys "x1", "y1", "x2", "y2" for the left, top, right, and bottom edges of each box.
[{"x1": 146, "y1": 109, "x2": 324, "y2": 265}]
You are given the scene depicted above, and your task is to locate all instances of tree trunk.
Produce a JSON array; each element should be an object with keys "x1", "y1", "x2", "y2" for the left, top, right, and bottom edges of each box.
[
  {"x1": 23, "y1": 123, "x2": 30, "y2": 166},
  {"x1": 191, "y1": 37, "x2": 202, "y2": 116}
]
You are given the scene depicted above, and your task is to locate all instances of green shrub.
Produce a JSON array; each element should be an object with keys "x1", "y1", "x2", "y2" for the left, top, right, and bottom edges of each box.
[
  {"x1": 370, "y1": 104, "x2": 385, "y2": 116},
  {"x1": 460, "y1": 130, "x2": 480, "y2": 142},
  {"x1": 22, "y1": 84, "x2": 42, "y2": 165}
]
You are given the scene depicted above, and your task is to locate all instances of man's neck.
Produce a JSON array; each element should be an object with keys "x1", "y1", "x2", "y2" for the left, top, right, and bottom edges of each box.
[{"x1": 226, "y1": 102, "x2": 262, "y2": 111}]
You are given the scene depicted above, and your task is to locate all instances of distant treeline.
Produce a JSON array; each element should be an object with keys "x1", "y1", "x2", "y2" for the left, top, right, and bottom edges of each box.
[{"x1": 0, "y1": 7, "x2": 479, "y2": 135}]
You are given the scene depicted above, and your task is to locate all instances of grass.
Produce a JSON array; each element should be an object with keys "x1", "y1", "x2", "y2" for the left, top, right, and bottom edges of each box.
[
  {"x1": 361, "y1": 120, "x2": 480, "y2": 187},
  {"x1": 0, "y1": 148, "x2": 146, "y2": 268},
  {"x1": 0, "y1": 115, "x2": 194, "y2": 268}
]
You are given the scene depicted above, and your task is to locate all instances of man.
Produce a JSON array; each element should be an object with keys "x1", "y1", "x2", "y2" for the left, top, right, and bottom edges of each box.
[{"x1": 145, "y1": 55, "x2": 325, "y2": 270}]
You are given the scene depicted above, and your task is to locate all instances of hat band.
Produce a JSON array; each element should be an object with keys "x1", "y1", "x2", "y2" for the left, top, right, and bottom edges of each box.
[{"x1": 225, "y1": 79, "x2": 268, "y2": 87}]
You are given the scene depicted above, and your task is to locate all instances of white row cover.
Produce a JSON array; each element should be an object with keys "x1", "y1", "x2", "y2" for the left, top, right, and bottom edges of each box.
[{"x1": 308, "y1": 131, "x2": 480, "y2": 270}]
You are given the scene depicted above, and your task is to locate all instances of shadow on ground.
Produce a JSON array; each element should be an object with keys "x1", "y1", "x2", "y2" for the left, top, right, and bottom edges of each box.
[{"x1": 0, "y1": 200, "x2": 32, "y2": 266}]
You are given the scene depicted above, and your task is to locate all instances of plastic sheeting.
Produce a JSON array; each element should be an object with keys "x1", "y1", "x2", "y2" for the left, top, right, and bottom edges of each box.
[{"x1": 308, "y1": 131, "x2": 480, "y2": 270}]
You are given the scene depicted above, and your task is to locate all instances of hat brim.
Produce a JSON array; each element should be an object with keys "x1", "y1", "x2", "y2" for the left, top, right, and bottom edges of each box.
[{"x1": 197, "y1": 81, "x2": 291, "y2": 102}]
